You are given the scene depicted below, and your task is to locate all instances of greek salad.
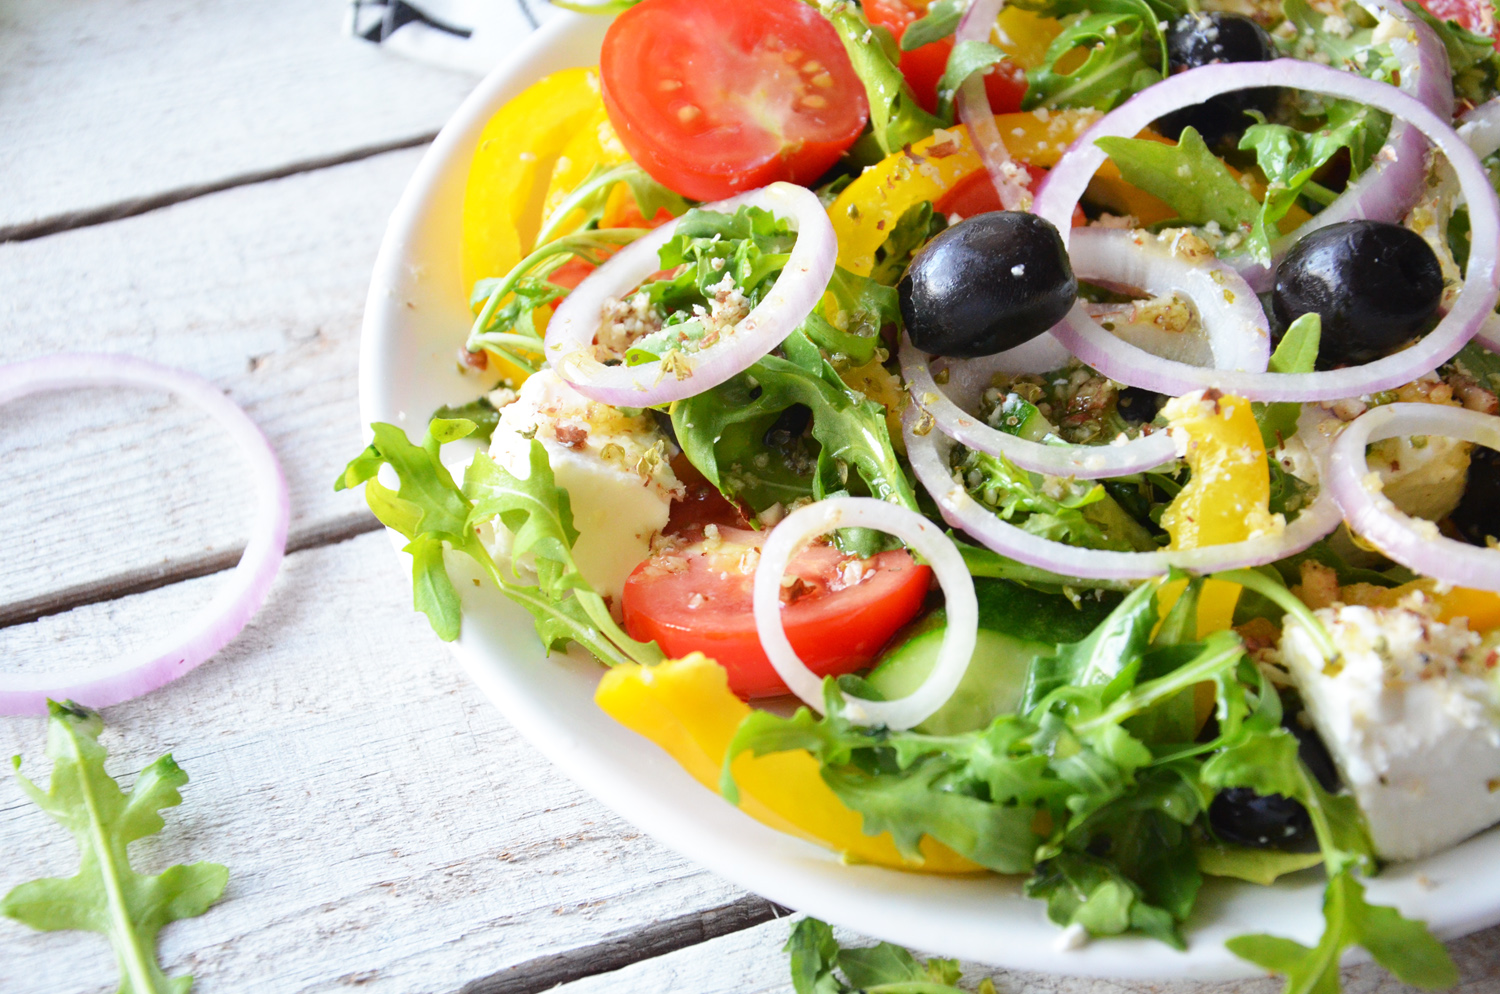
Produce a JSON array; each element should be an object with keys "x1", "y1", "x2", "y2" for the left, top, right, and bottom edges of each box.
[{"x1": 340, "y1": 0, "x2": 1500, "y2": 987}]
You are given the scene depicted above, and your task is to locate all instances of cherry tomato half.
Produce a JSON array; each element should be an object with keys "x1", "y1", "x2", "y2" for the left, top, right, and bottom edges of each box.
[
  {"x1": 864, "y1": 0, "x2": 1027, "y2": 115},
  {"x1": 622, "y1": 526, "x2": 931, "y2": 699},
  {"x1": 599, "y1": 0, "x2": 870, "y2": 202}
]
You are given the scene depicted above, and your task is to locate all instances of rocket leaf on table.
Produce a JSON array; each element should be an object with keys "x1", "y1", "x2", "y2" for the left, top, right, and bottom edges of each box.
[{"x1": 1, "y1": 701, "x2": 228, "y2": 994}]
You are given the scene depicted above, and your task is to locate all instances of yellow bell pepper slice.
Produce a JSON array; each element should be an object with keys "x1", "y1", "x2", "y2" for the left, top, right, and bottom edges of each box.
[
  {"x1": 540, "y1": 105, "x2": 632, "y2": 236},
  {"x1": 1158, "y1": 391, "x2": 1274, "y2": 637},
  {"x1": 596, "y1": 653, "x2": 984, "y2": 873},
  {"x1": 1338, "y1": 579, "x2": 1500, "y2": 632},
  {"x1": 460, "y1": 67, "x2": 605, "y2": 294}
]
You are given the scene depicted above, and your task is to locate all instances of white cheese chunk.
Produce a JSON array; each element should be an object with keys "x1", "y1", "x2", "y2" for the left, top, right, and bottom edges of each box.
[
  {"x1": 1366, "y1": 433, "x2": 1471, "y2": 523},
  {"x1": 487, "y1": 369, "x2": 683, "y2": 607},
  {"x1": 1279, "y1": 601, "x2": 1500, "y2": 861}
]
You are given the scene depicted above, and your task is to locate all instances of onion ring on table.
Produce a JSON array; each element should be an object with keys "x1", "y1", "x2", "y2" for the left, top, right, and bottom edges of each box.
[
  {"x1": 899, "y1": 227, "x2": 1268, "y2": 478},
  {"x1": 1032, "y1": 60, "x2": 1499, "y2": 402},
  {"x1": 0, "y1": 353, "x2": 289, "y2": 715},
  {"x1": 903, "y1": 402, "x2": 1343, "y2": 580},
  {"x1": 751, "y1": 497, "x2": 977, "y2": 730},
  {"x1": 545, "y1": 182, "x2": 836, "y2": 407},
  {"x1": 1326, "y1": 403, "x2": 1500, "y2": 592},
  {"x1": 954, "y1": 0, "x2": 1032, "y2": 211}
]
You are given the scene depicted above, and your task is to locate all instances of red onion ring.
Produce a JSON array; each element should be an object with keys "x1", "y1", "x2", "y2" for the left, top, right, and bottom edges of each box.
[
  {"x1": 1034, "y1": 60, "x2": 1498, "y2": 402},
  {"x1": 1326, "y1": 403, "x2": 1500, "y2": 591},
  {"x1": 1221, "y1": 0, "x2": 1455, "y2": 291},
  {"x1": 545, "y1": 182, "x2": 836, "y2": 407},
  {"x1": 751, "y1": 497, "x2": 978, "y2": 730},
  {"x1": 0, "y1": 354, "x2": 289, "y2": 715},
  {"x1": 903, "y1": 401, "x2": 1343, "y2": 580},
  {"x1": 954, "y1": 0, "x2": 1032, "y2": 211},
  {"x1": 900, "y1": 227, "x2": 1268, "y2": 478}
]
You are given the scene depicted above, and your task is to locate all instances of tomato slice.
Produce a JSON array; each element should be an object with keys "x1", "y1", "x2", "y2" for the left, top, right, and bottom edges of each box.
[
  {"x1": 622, "y1": 527, "x2": 932, "y2": 698},
  {"x1": 599, "y1": 0, "x2": 870, "y2": 201},
  {"x1": 864, "y1": 0, "x2": 1027, "y2": 115},
  {"x1": 1416, "y1": 0, "x2": 1496, "y2": 44}
]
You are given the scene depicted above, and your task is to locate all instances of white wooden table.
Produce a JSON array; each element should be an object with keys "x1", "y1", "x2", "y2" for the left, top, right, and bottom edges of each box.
[{"x1": 3, "y1": 3, "x2": 1499, "y2": 991}]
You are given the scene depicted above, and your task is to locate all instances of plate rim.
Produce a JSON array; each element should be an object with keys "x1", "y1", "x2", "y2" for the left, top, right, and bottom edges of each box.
[{"x1": 357, "y1": 9, "x2": 1500, "y2": 979}]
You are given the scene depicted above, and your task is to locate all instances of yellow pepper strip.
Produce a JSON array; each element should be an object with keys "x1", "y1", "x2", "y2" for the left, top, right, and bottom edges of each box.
[
  {"x1": 993, "y1": 7, "x2": 1064, "y2": 68},
  {"x1": 460, "y1": 68, "x2": 605, "y2": 295},
  {"x1": 541, "y1": 105, "x2": 632, "y2": 235},
  {"x1": 1158, "y1": 391, "x2": 1274, "y2": 638},
  {"x1": 596, "y1": 653, "x2": 984, "y2": 873}
]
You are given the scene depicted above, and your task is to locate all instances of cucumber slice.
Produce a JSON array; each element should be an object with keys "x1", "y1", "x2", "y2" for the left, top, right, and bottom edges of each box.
[
  {"x1": 866, "y1": 579, "x2": 1121, "y2": 735},
  {"x1": 867, "y1": 623, "x2": 1046, "y2": 735}
]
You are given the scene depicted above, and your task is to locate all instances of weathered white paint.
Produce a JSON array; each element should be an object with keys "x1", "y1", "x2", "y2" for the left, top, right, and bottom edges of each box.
[
  {"x1": 0, "y1": 0, "x2": 513, "y2": 236},
  {"x1": 0, "y1": 533, "x2": 746, "y2": 994},
  {"x1": 0, "y1": 146, "x2": 510, "y2": 618}
]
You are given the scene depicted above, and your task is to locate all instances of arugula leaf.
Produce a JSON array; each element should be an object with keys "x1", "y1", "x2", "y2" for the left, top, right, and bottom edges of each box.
[
  {"x1": 1020, "y1": 576, "x2": 1161, "y2": 711},
  {"x1": 1196, "y1": 842, "x2": 1322, "y2": 885},
  {"x1": 1095, "y1": 127, "x2": 1261, "y2": 231},
  {"x1": 1255, "y1": 312, "x2": 1321, "y2": 448},
  {"x1": 958, "y1": 540, "x2": 1137, "y2": 593},
  {"x1": 433, "y1": 395, "x2": 501, "y2": 444},
  {"x1": 1023, "y1": 8, "x2": 1163, "y2": 111},
  {"x1": 868, "y1": 201, "x2": 946, "y2": 287},
  {"x1": 936, "y1": 40, "x2": 1010, "y2": 119},
  {"x1": 2, "y1": 702, "x2": 228, "y2": 994},
  {"x1": 1228, "y1": 870, "x2": 1457, "y2": 994},
  {"x1": 785, "y1": 918, "x2": 999, "y2": 994},
  {"x1": 671, "y1": 329, "x2": 917, "y2": 513},
  {"x1": 1239, "y1": 102, "x2": 1390, "y2": 258},
  {"x1": 337, "y1": 421, "x2": 661, "y2": 665},
  {"x1": 902, "y1": 0, "x2": 966, "y2": 50},
  {"x1": 1453, "y1": 340, "x2": 1500, "y2": 394},
  {"x1": 816, "y1": 0, "x2": 948, "y2": 152}
]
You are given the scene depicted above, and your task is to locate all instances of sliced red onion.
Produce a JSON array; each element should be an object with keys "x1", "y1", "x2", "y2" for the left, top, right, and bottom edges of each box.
[
  {"x1": 1036, "y1": 0, "x2": 1451, "y2": 296},
  {"x1": 1459, "y1": 96, "x2": 1500, "y2": 159},
  {"x1": 1070, "y1": 227, "x2": 1270, "y2": 372},
  {"x1": 1327, "y1": 403, "x2": 1500, "y2": 590},
  {"x1": 900, "y1": 227, "x2": 1267, "y2": 478},
  {"x1": 903, "y1": 402, "x2": 1343, "y2": 580},
  {"x1": 751, "y1": 497, "x2": 977, "y2": 730},
  {"x1": 1034, "y1": 60, "x2": 1498, "y2": 402},
  {"x1": 1221, "y1": 0, "x2": 1456, "y2": 291},
  {"x1": 0, "y1": 354, "x2": 290, "y2": 715},
  {"x1": 545, "y1": 182, "x2": 836, "y2": 407},
  {"x1": 954, "y1": 0, "x2": 1032, "y2": 211}
]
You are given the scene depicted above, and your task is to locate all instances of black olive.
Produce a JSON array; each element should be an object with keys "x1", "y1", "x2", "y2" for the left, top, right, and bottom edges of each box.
[
  {"x1": 1452, "y1": 444, "x2": 1500, "y2": 547},
  {"x1": 763, "y1": 404, "x2": 812, "y2": 448},
  {"x1": 1116, "y1": 386, "x2": 1168, "y2": 424},
  {"x1": 1208, "y1": 710, "x2": 1339, "y2": 851},
  {"x1": 898, "y1": 211, "x2": 1077, "y2": 358},
  {"x1": 1272, "y1": 221, "x2": 1444, "y2": 368},
  {"x1": 1209, "y1": 788, "x2": 1318, "y2": 851},
  {"x1": 1155, "y1": 12, "x2": 1279, "y2": 147}
]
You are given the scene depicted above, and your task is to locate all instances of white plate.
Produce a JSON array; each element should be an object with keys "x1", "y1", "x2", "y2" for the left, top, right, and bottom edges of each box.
[{"x1": 358, "y1": 10, "x2": 1500, "y2": 978}]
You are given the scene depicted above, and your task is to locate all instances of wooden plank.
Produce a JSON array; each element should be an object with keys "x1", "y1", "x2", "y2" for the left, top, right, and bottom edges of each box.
[
  {"x1": 552, "y1": 915, "x2": 1500, "y2": 994},
  {"x1": 0, "y1": 531, "x2": 748, "y2": 994},
  {"x1": 0, "y1": 0, "x2": 524, "y2": 239},
  {"x1": 0, "y1": 144, "x2": 512, "y2": 619}
]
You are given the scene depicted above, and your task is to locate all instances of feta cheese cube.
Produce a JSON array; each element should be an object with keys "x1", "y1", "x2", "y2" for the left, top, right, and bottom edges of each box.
[
  {"x1": 1279, "y1": 600, "x2": 1500, "y2": 860},
  {"x1": 487, "y1": 369, "x2": 683, "y2": 606}
]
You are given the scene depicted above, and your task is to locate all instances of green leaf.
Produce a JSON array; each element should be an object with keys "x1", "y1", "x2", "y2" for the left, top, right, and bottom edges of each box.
[
  {"x1": 1195, "y1": 843, "x2": 1322, "y2": 885},
  {"x1": 1020, "y1": 578, "x2": 1161, "y2": 712},
  {"x1": 1255, "y1": 313, "x2": 1321, "y2": 448},
  {"x1": 837, "y1": 942, "x2": 926, "y2": 987},
  {"x1": 1023, "y1": 10, "x2": 1161, "y2": 111},
  {"x1": 936, "y1": 40, "x2": 1008, "y2": 119},
  {"x1": 671, "y1": 330, "x2": 917, "y2": 513},
  {"x1": 817, "y1": 0, "x2": 948, "y2": 150},
  {"x1": 465, "y1": 443, "x2": 582, "y2": 594},
  {"x1": 407, "y1": 535, "x2": 463, "y2": 641},
  {"x1": 867, "y1": 202, "x2": 945, "y2": 287},
  {"x1": 1095, "y1": 127, "x2": 1261, "y2": 231},
  {"x1": 786, "y1": 918, "x2": 845, "y2": 994},
  {"x1": 902, "y1": 0, "x2": 965, "y2": 50},
  {"x1": 1, "y1": 704, "x2": 228, "y2": 994},
  {"x1": 433, "y1": 396, "x2": 502, "y2": 444},
  {"x1": 1228, "y1": 870, "x2": 1457, "y2": 994},
  {"x1": 1403, "y1": 1, "x2": 1500, "y2": 105}
]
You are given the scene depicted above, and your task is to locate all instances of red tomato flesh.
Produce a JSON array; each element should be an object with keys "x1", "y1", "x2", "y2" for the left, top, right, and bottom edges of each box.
[
  {"x1": 623, "y1": 526, "x2": 932, "y2": 698},
  {"x1": 934, "y1": 165, "x2": 1087, "y2": 226},
  {"x1": 864, "y1": 0, "x2": 1027, "y2": 115},
  {"x1": 599, "y1": 0, "x2": 870, "y2": 202}
]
